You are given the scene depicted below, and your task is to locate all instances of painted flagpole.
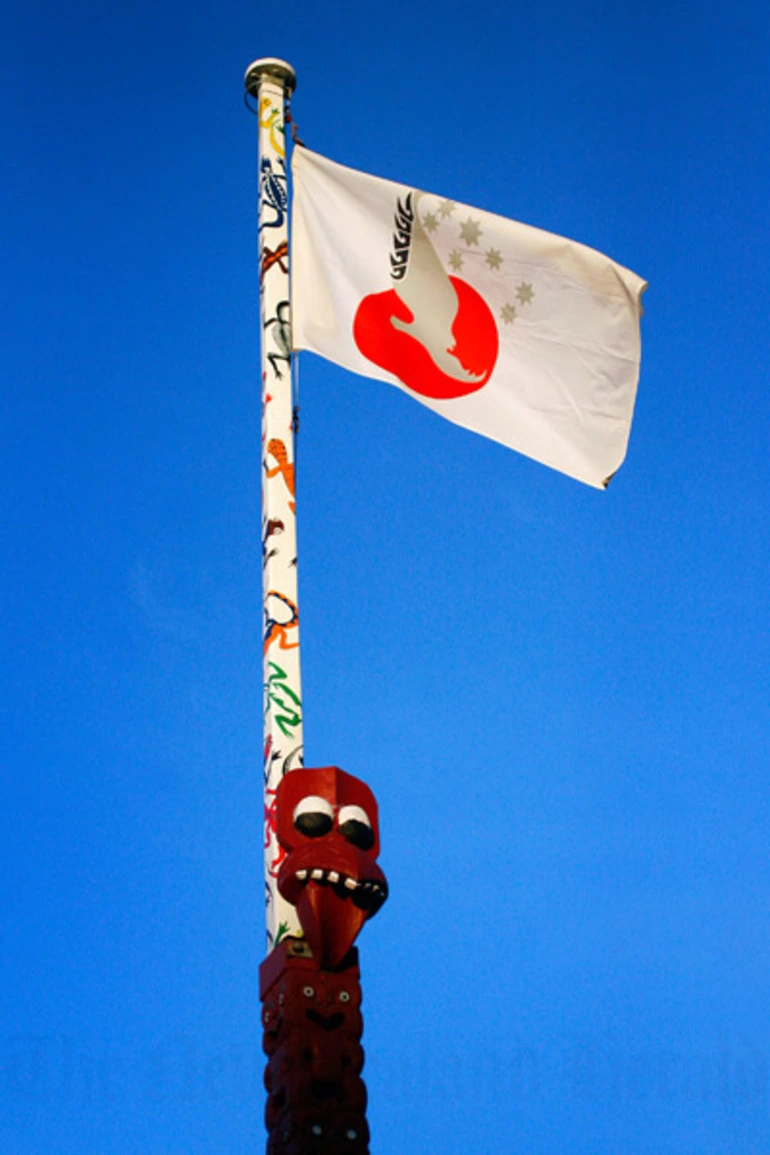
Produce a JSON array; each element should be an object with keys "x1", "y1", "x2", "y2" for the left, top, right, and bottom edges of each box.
[
  {"x1": 245, "y1": 62, "x2": 387, "y2": 1154},
  {"x1": 245, "y1": 58, "x2": 303, "y2": 951}
]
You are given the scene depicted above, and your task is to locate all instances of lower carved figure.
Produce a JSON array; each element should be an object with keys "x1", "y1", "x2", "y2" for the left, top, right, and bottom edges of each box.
[
  {"x1": 261, "y1": 939, "x2": 369, "y2": 1154},
  {"x1": 260, "y1": 767, "x2": 387, "y2": 1153}
]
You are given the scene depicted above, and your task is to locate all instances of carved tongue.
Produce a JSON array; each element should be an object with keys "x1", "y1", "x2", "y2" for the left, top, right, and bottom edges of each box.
[{"x1": 296, "y1": 881, "x2": 367, "y2": 968}]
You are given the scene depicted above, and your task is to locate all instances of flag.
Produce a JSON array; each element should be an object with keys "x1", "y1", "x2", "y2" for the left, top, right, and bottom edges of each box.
[{"x1": 291, "y1": 147, "x2": 646, "y2": 489}]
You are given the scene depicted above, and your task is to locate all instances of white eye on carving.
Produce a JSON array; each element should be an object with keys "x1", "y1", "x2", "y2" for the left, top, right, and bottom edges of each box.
[
  {"x1": 293, "y1": 794, "x2": 334, "y2": 838},
  {"x1": 338, "y1": 804, "x2": 374, "y2": 851}
]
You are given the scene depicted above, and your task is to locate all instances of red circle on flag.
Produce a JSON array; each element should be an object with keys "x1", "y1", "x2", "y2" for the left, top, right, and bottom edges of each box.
[{"x1": 353, "y1": 277, "x2": 498, "y2": 401}]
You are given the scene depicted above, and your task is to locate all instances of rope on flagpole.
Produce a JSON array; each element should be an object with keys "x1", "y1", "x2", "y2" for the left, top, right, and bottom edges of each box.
[{"x1": 286, "y1": 109, "x2": 305, "y2": 147}]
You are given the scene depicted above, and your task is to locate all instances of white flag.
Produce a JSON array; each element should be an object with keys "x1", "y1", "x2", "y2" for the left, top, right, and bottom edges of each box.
[{"x1": 291, "y1": 147, "x2": 646, "y2": 488}]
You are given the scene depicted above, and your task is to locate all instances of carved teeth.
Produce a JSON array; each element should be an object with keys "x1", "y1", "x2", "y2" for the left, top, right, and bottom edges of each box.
[{"x1": 294, "y1": 869, "x2": 385, "y2": 900}]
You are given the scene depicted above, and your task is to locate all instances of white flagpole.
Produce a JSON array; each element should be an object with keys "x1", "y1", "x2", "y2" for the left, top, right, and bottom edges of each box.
[{"x1": 244, "y1": 58, "x2": 303, "y2": 950}]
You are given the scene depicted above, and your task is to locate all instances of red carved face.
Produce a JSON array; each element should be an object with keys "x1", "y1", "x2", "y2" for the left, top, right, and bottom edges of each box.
[{"x1": 276, "y1": 767, "x2": 387, "y2": 966}]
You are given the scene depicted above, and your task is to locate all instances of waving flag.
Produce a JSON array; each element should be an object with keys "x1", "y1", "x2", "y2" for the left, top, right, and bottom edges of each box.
[{"x1": 291, "y1": 146, "x2": 646, "y2": 488}]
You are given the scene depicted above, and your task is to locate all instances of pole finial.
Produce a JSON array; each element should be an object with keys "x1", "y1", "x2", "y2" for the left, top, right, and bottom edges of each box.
[{"x1": 244, "y1": 57, "x2": 297, "y2": 97}]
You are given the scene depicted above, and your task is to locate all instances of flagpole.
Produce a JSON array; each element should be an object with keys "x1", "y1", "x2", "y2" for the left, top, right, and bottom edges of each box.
[
  {"x1": 245, "y1": 62, "x2": 391, "y2": 1155},
  {"x1": 245, "y1": 57, "x2": 303, "y2": 951}
]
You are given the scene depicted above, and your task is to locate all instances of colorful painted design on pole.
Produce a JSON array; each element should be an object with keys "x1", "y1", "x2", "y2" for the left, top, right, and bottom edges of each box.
[{"x1": 257, "y1": 78, "x2": 304, "y2": 949}]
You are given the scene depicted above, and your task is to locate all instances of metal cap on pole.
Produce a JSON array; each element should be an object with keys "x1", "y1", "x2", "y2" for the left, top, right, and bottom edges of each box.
[{"x1": 244, "y1": 57, "x2": 297, "y2": 98}]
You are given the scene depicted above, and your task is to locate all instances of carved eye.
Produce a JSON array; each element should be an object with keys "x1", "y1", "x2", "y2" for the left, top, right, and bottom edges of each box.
[
  {"x1": 302, "y1": 985, "x2": 315, "y2": 999},
  {"x1": 293, "y1": 795, "x2": 333, "y2": 838},
  {"x1": 338, "y1": 990, "x2": 350, "y2": 1003},
  {"x1": 338, "y1": 804, "x2": 374, "y2": 851}
]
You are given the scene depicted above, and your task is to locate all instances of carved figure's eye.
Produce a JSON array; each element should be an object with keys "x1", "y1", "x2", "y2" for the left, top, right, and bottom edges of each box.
[
  {"x1": 303, "y1": 985, "x2": 315, "y2": 998},
  {"x1": 338, "y1": 804, "x2": 374, "y2": 851},
  {"x1": 338, "y1": 990, "x2": 350, "y2": 1003},
  {"x1": 293, "y1": 795, "x2": 334, "y2": 838}
]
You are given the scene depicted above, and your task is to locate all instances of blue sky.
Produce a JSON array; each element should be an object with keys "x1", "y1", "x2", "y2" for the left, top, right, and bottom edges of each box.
[{"x1": 2, "y1": 1, "x2": 769, "y2": 1152}]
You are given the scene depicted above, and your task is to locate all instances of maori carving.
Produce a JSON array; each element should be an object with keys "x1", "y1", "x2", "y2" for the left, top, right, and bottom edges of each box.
[
  {"x1": 261, "y1": 766, "x2": 384, "y2": 1149},
  {"x1": 261, "y1": 939, "x2": 369, "y2": 1155},
  {"x1": 275, "y1": 767, "x2": 387, "y2": 968}
]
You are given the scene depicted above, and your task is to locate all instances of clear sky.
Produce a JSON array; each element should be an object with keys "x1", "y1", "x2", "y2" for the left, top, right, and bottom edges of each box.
[{"x1": 2, "y1": 2, "x2": 769, "y2": 1152}]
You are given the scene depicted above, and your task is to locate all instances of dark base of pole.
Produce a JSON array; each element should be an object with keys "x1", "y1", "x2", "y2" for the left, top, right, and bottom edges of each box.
[{"x1": 261, "y1": 938, "x2": 369, "y2": 1154}]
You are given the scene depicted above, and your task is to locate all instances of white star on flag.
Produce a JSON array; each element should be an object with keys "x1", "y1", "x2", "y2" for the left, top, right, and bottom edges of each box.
[{"x1": 291, "y1": 147, "x2": 646, "y2": 488}]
